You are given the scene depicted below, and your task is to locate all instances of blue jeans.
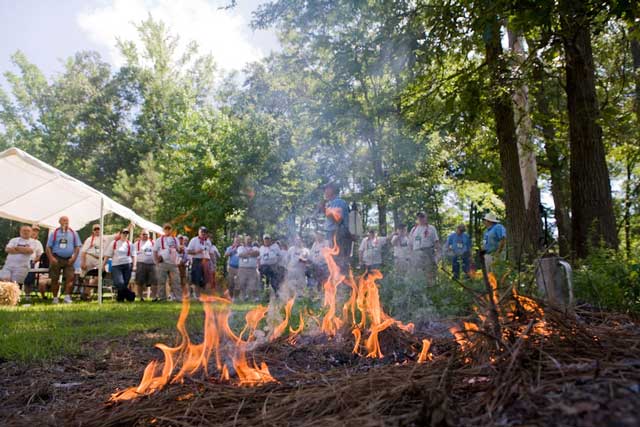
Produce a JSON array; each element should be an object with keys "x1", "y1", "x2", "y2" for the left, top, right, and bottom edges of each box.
[
  {"x1": 260, "y1": 264, "x2": 279, "y2": 292},
  {"x1": 452, "y1": 254, "x2": 470, "y2": 280},
  {"x1": 112, "y1": 263, "x2": 132, "y2": 291}
]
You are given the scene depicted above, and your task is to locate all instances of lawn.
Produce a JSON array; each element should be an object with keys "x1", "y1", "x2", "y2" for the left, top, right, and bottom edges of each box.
[{"x1": 0, "y1": 300, "x2": 256, "y2": 362}]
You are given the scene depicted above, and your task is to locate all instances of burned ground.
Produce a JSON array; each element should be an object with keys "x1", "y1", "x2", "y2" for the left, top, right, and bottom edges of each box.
[{"x1": 1, "y1": 308, "x2": 639, "y2": 427}]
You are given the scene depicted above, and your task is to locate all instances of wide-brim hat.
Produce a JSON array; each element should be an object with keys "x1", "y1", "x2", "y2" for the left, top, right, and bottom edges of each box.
[{"x1": 483, "y1": 213, "x2": 499, "y2": 223}]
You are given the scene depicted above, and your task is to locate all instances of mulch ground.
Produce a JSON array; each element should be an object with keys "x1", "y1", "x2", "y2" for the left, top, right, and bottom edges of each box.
[{"x1": 1, "y1": 308, "x2": 639, "y2": 427}]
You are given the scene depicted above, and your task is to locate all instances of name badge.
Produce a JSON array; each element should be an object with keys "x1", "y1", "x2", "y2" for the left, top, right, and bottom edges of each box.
[
  {"x1": 59, "y1": 238, "x2": 68, "y2": 249},
  {"x1": 457, "y1": 243, "x2": 463, "y2": 248}
]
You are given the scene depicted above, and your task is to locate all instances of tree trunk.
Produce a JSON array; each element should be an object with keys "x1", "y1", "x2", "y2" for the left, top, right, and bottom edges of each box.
[
  {"x1": 560, "y1": 0, "x2": 619, "y2": 258},
  {"x1": 507, "y1": 28, "x2": 544, "y2": 254},
  {"x1": 531, "y1": 62, "x2": 572, "y2": 257},
  {"x1": 484, "y1": 17, "x2": 531, "y2": 264}
]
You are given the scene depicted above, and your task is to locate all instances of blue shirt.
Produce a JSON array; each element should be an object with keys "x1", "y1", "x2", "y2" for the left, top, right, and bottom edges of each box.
[
  {"x1": 47, "y1": 228, "x2": 81, "y2": 258},
  {"x1": 483, "y1": 223, "x2": 506, "y2": 254},
  {"x1": 325, "y1": 197, "x2": 349, "y2": 233},
  {"x1": 446, "y1": 232, "x2": 471, "y2": 256},
  {"x1": 225, "y1": 245, "x2": 240, "y2": 269}
]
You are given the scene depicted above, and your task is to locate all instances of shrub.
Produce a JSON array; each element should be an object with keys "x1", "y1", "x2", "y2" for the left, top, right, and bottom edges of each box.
[{"x1": 573, "y1": 248, "x2": 640, "y2": 315}]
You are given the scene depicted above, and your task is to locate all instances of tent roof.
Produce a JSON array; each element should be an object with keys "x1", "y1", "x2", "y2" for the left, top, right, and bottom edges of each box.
[{"x1": 0, "y1": 147, "x2": 162, "y2": 233}]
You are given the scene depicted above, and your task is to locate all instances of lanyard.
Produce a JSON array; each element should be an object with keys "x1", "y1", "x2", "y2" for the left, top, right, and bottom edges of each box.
[
  {"x1": 113, "y1": 239, "x2": 131, "y2": 256},
  {"x1": 53, "y1": 227, "x2": 77, "y2": 245}
]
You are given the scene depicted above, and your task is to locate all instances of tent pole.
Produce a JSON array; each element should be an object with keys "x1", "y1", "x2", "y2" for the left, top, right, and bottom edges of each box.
[{"x1": 98, "y1": 197, "x2": 104, "y2": 304}]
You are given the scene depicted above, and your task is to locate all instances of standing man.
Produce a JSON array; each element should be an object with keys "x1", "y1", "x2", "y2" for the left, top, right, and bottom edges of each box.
[
  {"x1": 482, "y1": 213, "x2": 506, "y2": 273},
  {"x1": 153, "y1": 223, "x2": 182, "y2": 301},
  {"x1": 187, "y1": 227, "x2": 212, "y2": 296},
  {"x1": 321, "y1": 182, "x2": 350, "y2": 274},
  {"x1": 46, "y1": 216, "x2": 81, "y2": 304},
  {"x1": 259, "y1": 234, "x2": 281, "y2": 293},
  {"x1": 237, "y1": 236, "x2": 260, "y2": 301},
  {"x1": 446, "y1": 224, "x2": 472, "y2": 280},
  {"x1": 23, "y1": 224, "x2": 44, "y2": 300},
  {"x1": 358, "y1": 229, "x2": 389, "y2": 273},
  {"x1": 133, "y1": 230, "x2": 157, "y2": 301},
  {"x1": 409, "y1": 212, "x2": 441, "y2": 286},
  {"x1": 310, "y1": 231, "x2": 330, "y2": 292},
  {"x1": 177, "y1": 234, "x2": 191, "y2": 296},
  {"x1": 284, "y1": 236, "x2": 310, "y2": 296},
  {"x1": 224, "y1": 236, "x2": 241, "y2": 298},
  {"x1": 390, "y1": 224, "x2": 411, "y2": 276},
  {"x1": 1, "y1": 225, "x2": 34, "y2": 290}
]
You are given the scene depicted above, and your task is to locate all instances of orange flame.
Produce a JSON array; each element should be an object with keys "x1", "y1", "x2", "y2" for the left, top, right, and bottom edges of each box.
[
  {"x1": 450, "y1": 322, "x2": 479, "y2": 352},
  {"x1": 325, "y1": 207, "x2": 343, "y2": 223},
  {"x1": 111, "y1": 295, "x2": 276, "y2": 402},
  {"x1": 352, "y1": 328, "x2": 362, "y2": 354},
  {"x1": 271, "y1": 297, "x2": 295, "y2": 341},
  {"x1": 417, "y1": 339, "x2": 432, "y2": 363}
]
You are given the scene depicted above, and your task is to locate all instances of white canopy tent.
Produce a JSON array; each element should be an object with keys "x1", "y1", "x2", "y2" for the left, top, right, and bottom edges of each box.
[{"x1": 0, "y1": 147, "x2": 163, "y2": 303}]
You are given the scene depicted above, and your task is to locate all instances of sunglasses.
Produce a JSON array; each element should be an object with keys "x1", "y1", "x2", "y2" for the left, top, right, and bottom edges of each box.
[
  {"x1": 122, "y1": 230, "x2": 130, "y2": 234},
  {"x1": 164, "y1": 227, "x2": 172, "y2": 230},
  {"x1": 93, "y1": 228, "x2": 101, "y2": 231},
  {"x1": 142, "y1": 233, "x2": 149, "y2": 236}
]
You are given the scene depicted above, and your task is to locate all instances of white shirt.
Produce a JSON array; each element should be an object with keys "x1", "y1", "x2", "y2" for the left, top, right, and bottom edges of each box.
[
  {"x1": 29, "y1": 238, "x2": 44, "y2": 264},
  {"x1": 154, "y1": 235, "x2": 179, "y2": 264},
  {"x1": 310, "y1": 240, "x2": 329, "y2": 265},
  {"x1": 287, "y1": 246, "x2": 309, "y2": 272},
  {"x1": 209, "y1": 244, "x2": 221, "y2": 271},
  {"x1": 134, "y1": 239, "x2": 155, "y2": 264},
  {"x1": 409, "y1": 224, "x2": 439, "y2": 250},
  {"x1": 81, "y1": 234, "x2": 113, "y2": 270},
  {"x1": 259, "y1": 243, "x2": 281, "y2": 266},
  {"x1": 4, "y1": 237, "x2": 32, "y2": 268},
  {"x1": 359, "y1": 236, "x2": 388, "y2": 266},
  {"x1": 237, "y1": 245, "x2": 258, "y2": 268},
  {"x1": 391, "y1": 234, "x2": 411, "y2": 260},
  {"x1": 187, "y1": 237, "x2": 213, "y2": 260},
  {"x1": 105, "y1": 239, "x2": 133, "y2": 266}
]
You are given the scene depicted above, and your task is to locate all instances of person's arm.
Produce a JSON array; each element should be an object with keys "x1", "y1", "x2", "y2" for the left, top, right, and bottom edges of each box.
[
  {"x1": 153, "y1": 240, "x2": 161, "y2": 264},
  {"x1": 45, "y1": 234, "x2": 57, "y2": 264},
  {"x1": 187, "y1": 239, "x2": 202, "y2": 255},
  {"x1": 80, "y1": 240, "x2": 88, "y2": 270},
  {"x1": 69, "y1": 232, "x2": 81, "y2": 264},
  {"x1": 5, "y1": 240, "x2": 20, "y2": 254}
]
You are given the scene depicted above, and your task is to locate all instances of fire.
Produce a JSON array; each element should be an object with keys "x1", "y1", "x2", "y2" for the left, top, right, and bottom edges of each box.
[
  {"x1": 488, "y1": 273, "x2": 500, "y2": 307},
  {"x1": 319, "y1": 236, "x2": 414, "y2": 359},
  {"x1": 288, "y1": 312, "x2": 305, "y2": 344},
  {"x1": 450, "y1": 322, "x2": 479, "y2": 352},
  {"x1": 320, "y1": 241, "x2": 345, "y2": 336},
  {"x1": 270, "y1": 297, "x2": 295, "y2": 341},
  {"x1": 417, "y1": 339, "x2": 432, "y2": 363},
  {"x1": 325, "y1": 207, "x2": 343, "y2": 223},
  {"x1": 111, "y1": 296, "x2": 276, "y2": 402},
  {"x1": 112, "y1": 228, "x2": 438, "y2": 402}
]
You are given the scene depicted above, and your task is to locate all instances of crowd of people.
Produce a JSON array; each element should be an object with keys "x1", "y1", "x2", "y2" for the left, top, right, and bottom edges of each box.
[{"x1": 0, "y1": 183, "x2": 507, "y2": 304}]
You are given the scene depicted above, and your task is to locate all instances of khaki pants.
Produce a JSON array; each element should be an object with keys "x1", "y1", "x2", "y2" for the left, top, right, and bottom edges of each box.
[
  {"x1": 157, "y1": 262, "x2": 182, "y2": 301},
  {"x1": 237, "y1": 267, "x2": 259, "y2": 299},
  {"x1": 412, "y1": 247, "x2": 436, "y2": 286},
  {"x1": 227, "y1": 266, "x2": 238, "y2": 296},
  {"x1": 49, "y1": 256, "x2": 75, "y2": 296},
  {"x1": 484, "y1": 253, "x2": 504, "y2": 273}
]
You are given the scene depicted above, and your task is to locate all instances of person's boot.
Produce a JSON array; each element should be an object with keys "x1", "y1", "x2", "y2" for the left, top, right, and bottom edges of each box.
[
  {"x1": 125, "y1": 289, "x2": 136, "y2": 302},
  {"x1": 116, "y1": 288, "x2": 125, "y2": 302}
]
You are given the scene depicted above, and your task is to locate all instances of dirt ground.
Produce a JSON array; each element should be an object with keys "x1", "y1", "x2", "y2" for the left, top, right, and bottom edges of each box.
[{"x1": 1, "y1": 317, "x2": 639, "y2": 427}]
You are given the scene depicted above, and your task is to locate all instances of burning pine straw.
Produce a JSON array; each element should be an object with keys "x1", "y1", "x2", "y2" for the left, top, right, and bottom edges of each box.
[
  {"x1": 59, "y1": 306, "x2": 639, "y2": 427},
  {"x1": 58, "y1": 269, "x2": 639, "y2": 427}
]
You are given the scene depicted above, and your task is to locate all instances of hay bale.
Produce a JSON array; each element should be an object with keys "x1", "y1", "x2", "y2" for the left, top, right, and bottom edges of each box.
[{"x1": 0, "y1": 281, "x2": 21, "y2": 306}]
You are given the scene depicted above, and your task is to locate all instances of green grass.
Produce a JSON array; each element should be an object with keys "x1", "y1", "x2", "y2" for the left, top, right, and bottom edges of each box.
[{"x1": 0, "y1": 301, "x2": 256, "y2": 362}]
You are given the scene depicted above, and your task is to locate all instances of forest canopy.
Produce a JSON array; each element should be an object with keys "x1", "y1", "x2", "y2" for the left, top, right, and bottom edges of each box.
[{"x1": 1, "y1": 0, "x2": 638, "y2": 265}]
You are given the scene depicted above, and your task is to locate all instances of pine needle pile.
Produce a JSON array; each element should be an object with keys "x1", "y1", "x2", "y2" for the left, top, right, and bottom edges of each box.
[{"x1": 66, "y1": 290, "x2": 640, "y2": 427}]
